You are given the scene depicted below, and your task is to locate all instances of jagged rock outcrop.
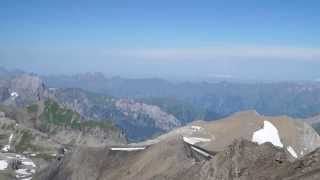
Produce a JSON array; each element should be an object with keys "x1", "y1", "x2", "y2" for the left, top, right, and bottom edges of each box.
[
  {"x1": 10, "y1": 74, "x2": 48, "y2": 101},
  {"x1": 273, "y1": 147, "x2": 320, "y2": 180},
  {"x1": 0, "y1": 74, "x2": 49, "y2": 107},
  {"x1": 115, "y1": 99, "x2": 181, "y2": 131},
  {"x1": 52, "y1": 88, "x2": 181, "y2": 141}
]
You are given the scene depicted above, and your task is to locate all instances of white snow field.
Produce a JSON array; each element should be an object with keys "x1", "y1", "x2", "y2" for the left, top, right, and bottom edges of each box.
[
  {"x1": 191, "y1": 126, "x2": 202, "y2": 131},
  {"x1": 10, "y1": 92, "x2": 19, "y2": 98},
  {"x1": 183, "y1": 136, "x2": 211, "y2": 145},
  {"x1": 287, "y1": 146, "x2": 298, "y2": 158},
  {"x1": 190, "y1": 146, "x2": 211, "y2": 158},
  {"x1": 110, "y1": 147, "x2": 146, "y2": 151},
  {"x1": 2, "y1": 133, "x2": 14, "y2": 152},
  {"x1": 252, "y1": 121, "x2": 283, "y2": 148},
  {"x1": 22, "y1": 161, "x2": 36, "y2": 167},
  {"x1": 0, "y1": 160, "x2": 8, "y2": 170}
]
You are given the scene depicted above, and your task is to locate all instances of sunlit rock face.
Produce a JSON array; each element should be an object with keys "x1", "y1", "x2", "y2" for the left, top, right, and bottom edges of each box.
[
  {"x1": 115, "y1": 99, "x2": 181, "y2": 131},
  {"x1": 0, "y1": 74, "x2": 49, "y2": 107},
  {"x1": 9, "y1": 75, "x2": 49, "y2": 105}
]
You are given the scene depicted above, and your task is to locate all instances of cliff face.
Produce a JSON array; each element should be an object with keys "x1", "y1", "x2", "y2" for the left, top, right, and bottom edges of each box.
[
  {"x1": 0, "y1": 74, "x2": 49, "y2": 107},
  {"x1": 52, "y1": 88, "x2": 181, "y2": 141},
  {"x1": 10, "y1": 75, "x2": 48, "y2": 100},
  {"x1": 115, "y1": 99, "x2": 180, "y2": 131}
]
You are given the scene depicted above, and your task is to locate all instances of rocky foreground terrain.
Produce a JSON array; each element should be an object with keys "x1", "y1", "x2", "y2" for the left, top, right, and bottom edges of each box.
[
  {"x1": 35, "y1": 111, "x2": 320, "y2": 180},
  {"x1": 0, "y1": 101, "x2": 126, "y2": 180}
]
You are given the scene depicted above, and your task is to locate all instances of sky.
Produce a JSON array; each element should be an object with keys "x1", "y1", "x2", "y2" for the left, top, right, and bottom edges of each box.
[{"x1": 0, "y1": 0, "x2": 320, "y2": 81}]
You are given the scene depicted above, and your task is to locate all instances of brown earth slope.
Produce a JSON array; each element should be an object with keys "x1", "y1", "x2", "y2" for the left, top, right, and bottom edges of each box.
[{"x1": 35, "y1": 111, "x2": 320, "y2": 180}]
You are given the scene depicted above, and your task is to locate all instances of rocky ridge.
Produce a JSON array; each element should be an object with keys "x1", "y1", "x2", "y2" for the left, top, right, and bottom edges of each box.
[
  {"x1": 0, "y1": 74, "x2": 49, "y2": 107},
  {"x1": 0, "y1": 100, "x2": 127, "y2": 180},
  {"x1": 35, "y1": 111, "x2": 320, "y2": 180}
]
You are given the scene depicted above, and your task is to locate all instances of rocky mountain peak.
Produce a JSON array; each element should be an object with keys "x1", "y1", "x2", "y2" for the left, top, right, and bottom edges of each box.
[
  {"x1": 0, "y1": 74, "x2": 49, "y2": 107},
  {"x1": 115, "y1": 99, "x2": 181, "y2": 131}
]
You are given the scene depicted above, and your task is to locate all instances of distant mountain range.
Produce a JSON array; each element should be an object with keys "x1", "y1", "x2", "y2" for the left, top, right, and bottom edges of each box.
[
  {"x1": 44, "y1": 71, "x2": 320, "y2": 120},
  {"x1": 3, "y1": 67, "x2": 320, "y2": 141},
  {"x1": 3, "y1": 67, "x2": 320, "y2": 179}
]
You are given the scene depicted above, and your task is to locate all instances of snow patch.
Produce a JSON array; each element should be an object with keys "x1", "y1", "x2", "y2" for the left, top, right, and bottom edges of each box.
[
  {"x1": 30, "y1": 169, "x2": 36, "y2": 174},
  {"x1": 252, "y1": 121, "x2": 283, "y2": 148},
  {"x1": 1, "y1": 133, "x2": 14, "y2": 152},
  {"x1": 22, "y1": 161, "x2": 36, "y2": 167},
  {"x1": 15, "y1": 154, "x2": 27, "y2": 160},
  {"x1": 16, "y1": 168, "x2": 30, "y2": 175},
  {"x1": 10, "y1": 92, "x2": 19, "y2": 98},
  {"x1": 287, "y1": 146, "x2": 298, "y2": 158},
  {"x1": 15, "y1": 167, "x2": 36, "y2": 179},
  {"x1": 8, "y1": 133, "x2": 13, "y2": 142},
  {"x1": 0, "y1": 160, "x2": 8, "y2": 170},
  {"x1": 110, "y1": 147, "x2": 146, "y2": 151},
  {"x1": 1, "y1": 153, "x2": 36, "y2": 179},
  {"x1": 2, "y1": 145, "x2": 10, "y2": 152},
  {"x1": 21, "y1": 178, "x2": 32, "y2": 180},
  {"x1": 191, "y1": 126, "x2": 202, "y2": 131},
  {"x1": 191, "y1": 146, "x2": 211, "y2": 157},
  {"x1": 16, "y1": 168, "x2": 33, "y2": 178},
  {"x1": 183, "y1": 137, "x2": 211, "y2": 145}
]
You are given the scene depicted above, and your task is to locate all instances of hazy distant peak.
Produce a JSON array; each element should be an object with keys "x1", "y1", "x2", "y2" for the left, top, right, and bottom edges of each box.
[{"x1": 71, "y1": 72, "x2": 106, "y2": 80}]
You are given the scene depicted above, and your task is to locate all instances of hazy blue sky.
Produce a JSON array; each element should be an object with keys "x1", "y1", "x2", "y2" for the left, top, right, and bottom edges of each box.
[{"x1": 0, "y1": 0, "x2": 320, "y2": 81}]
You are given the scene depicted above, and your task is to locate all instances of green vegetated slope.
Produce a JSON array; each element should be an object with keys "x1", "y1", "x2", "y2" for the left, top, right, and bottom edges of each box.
[
  {"x1": 52, "y1": 88, "x2": 171, "y2": 141},
  {"x1": 27, "y1": 103, "x2": 39, "y2": 113},
  {"x1": 14, "y1": 129, "x2": 37, "y2": 153},
  {"x1": 38, "y1": 99, "x2": 116, "y2": 132},
  {"x1": 0, "y1": 99, "x2": 123, "y2": 152},
  {"x1": 40, "y1": 99, "x2": 82, "y2": 128}
]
